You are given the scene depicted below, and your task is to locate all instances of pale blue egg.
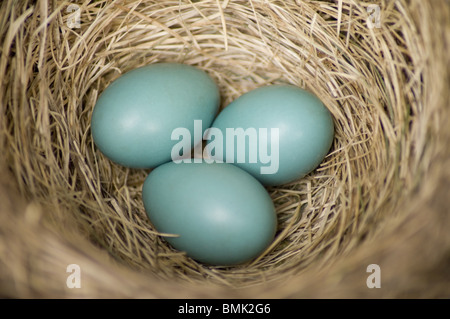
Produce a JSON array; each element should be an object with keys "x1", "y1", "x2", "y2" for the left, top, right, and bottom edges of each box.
[
  {"x1": 206, "y1": 85, "x2": 334, "y2": 186},
  {"x1": 91, "y1": 63, "x2": 220, "y2": 168},
  {"x1": 142, "y1": 161, "x2": 277, "y2": 266}
]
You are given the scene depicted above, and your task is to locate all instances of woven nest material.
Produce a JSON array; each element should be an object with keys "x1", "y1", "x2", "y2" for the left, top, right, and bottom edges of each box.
[{"x1": 0, "y1": 0, "x2": 449, "y2": 298}]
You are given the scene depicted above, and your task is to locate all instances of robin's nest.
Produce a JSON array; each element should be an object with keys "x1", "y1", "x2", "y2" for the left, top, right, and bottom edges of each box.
[{"x1": 0, "y1": 0, "x2": 449, "y2": 298}]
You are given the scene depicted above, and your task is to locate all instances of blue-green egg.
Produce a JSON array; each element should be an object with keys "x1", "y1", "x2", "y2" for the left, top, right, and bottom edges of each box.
[
  {"x1": 206, "y1": 84, "x2": 334, "y2": 186},
  {"x1": 142, "y1": 161, "x2": 277, "y2": 266},
  {"x1": 91, "y1": 63, "x2": 220, "y2": 168}
]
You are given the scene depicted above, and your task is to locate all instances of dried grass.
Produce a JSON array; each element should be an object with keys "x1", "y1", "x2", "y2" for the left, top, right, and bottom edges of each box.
[{"x1": 0, "y1": 0, "x2": 449, "y2": 298}]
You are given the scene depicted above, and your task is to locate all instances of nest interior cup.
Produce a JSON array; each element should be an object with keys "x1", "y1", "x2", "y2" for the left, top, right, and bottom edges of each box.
[{"x1": 0, "y1": 0, "x2": 449, "y2": 298}]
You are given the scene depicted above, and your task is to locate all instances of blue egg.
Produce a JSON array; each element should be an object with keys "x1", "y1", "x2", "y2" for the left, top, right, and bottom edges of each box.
[
  {"x1": 91, "y1": 63, "x2": 220, "y2": 168},
  {"x1": 142, "y1": 161, "x2": 277, "y2": 266},
  {"x1": 205, "y1": 84, "x2": 334, "y2": 186}
]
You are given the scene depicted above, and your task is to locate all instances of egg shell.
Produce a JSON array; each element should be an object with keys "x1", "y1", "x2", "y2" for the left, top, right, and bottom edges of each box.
[
  {"x1": 207, "y1": 84, "x2": 334, "y2": 186},
  {"x1": 142, "y1": 161, "x2": 277, "y2": 266},
  {"x1": 91, "y1": 63, "x2": 220, "y2": 168}
]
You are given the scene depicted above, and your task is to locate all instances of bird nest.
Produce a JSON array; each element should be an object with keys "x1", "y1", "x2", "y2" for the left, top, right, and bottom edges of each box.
[{"x1": 0, "y1": 0, "x2": 449, "y2": 298}]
